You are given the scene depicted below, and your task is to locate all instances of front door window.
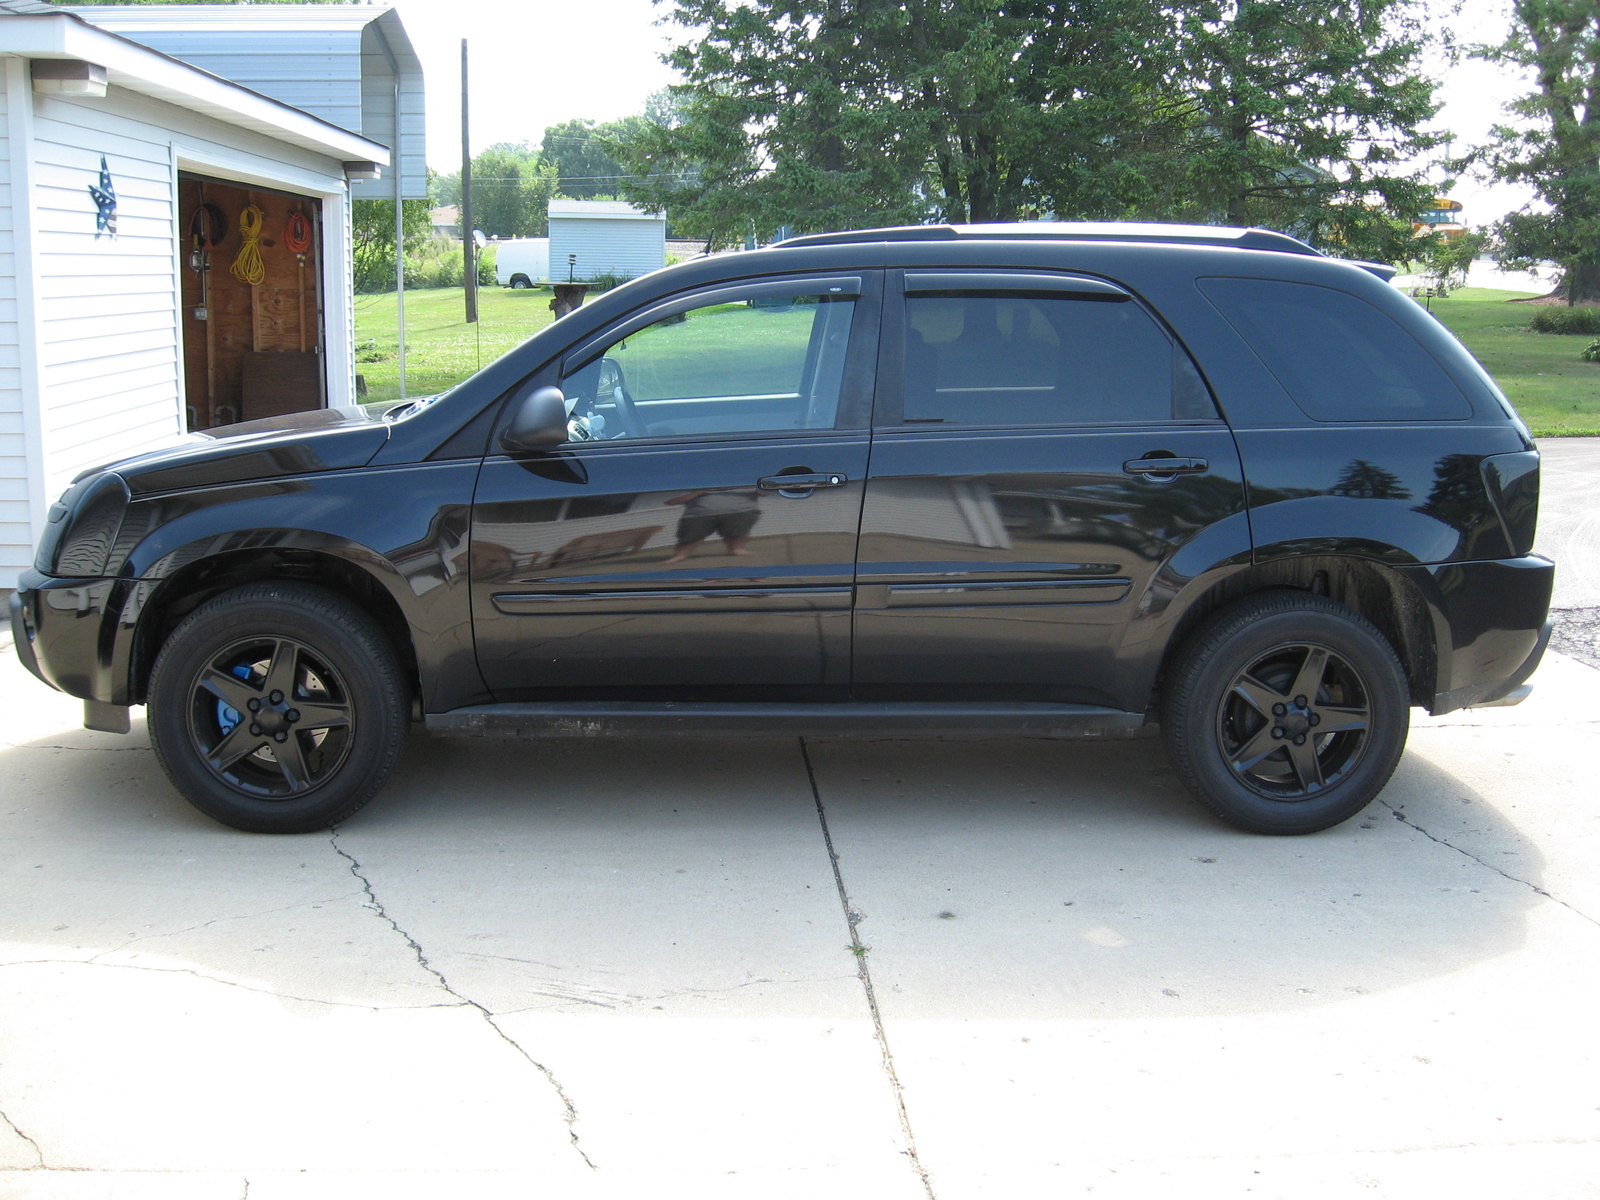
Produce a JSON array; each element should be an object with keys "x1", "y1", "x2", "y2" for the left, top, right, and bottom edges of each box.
[{"x1": 560, "y1": 293, "x2": 856, "y2": 440}]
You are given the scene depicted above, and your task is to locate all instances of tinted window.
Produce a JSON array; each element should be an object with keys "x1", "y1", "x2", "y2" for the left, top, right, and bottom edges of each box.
[
  {"x1": 560, "y1": 292, "x2": 855, "y2": 440},
  {"x1": 900, "y1": 292, "x2": 1207, "y2": 426},
  {"x1": 1199, "y1": 277, "x2": 1472, "y2": 421}
]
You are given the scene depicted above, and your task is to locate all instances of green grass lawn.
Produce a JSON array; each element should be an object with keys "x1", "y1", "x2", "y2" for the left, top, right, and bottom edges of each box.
[
  {"x1": 1424, "y1": 288, "x2": 1600, "y2": 436},
  {"x1": 352, "y1": 285, "x2": 563, "y2": 402},
  {"x1": 356, "y1": 283, "x2": 1600, "y2": 436}
]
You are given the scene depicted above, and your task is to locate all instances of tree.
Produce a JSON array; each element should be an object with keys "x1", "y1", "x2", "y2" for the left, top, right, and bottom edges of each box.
[
  {"x1": 352, "y1": 199, "x2": 431, "y2": 293},
  {"x1": 613, "y1": 0, "x2": 1180, "y2": 246},
  {"x1": 469, "y1": 143, "x2": 559, "y2": 238},
  {"x1": 619, "y1": 0, "x2": 1444, "y2": 258},
  {"x1": 542, "y1": 118, "x2": 650, "y2": 198},
  {"x1": 1473, "y1": 0, "x2": 1600, "y2": 303},
  {"x1": 1161, "y1": 0, "x2": 1443, "y2": 262},
  {"x1": 1415, "y1": 230, "x2": 1486, "y2": 297}
]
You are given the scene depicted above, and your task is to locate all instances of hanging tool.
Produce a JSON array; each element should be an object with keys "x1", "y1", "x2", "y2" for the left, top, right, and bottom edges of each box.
[
  {"x1": 189, "y1": 190, "x2": 230, "y2": 429},
  {"x1": 284, "y1": 210, "x2": 314, "y2": 354},
  {"x1": 231, "y1": 204, "x2": 266, "y2": 286}
]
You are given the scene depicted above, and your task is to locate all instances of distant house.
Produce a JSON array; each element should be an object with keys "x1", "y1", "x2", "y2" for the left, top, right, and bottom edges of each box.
[
  {"x1": 430, "y1": 205, "x2": 462, "y2": 239},
  {"x1": 547, "y1": 200, "x2": 666, "y2": 283},
  {"x1": 0, "y1": 3, "x2": 422, "y2": 589}
]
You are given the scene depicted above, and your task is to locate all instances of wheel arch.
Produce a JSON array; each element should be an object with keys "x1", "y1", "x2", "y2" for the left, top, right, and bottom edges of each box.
[
  {"x1": 123, "y1": 545, "x2": 419, "y2": 707},
  {"x1": 1154, "y1": 555, "x2": 1438, "y2": 712}
]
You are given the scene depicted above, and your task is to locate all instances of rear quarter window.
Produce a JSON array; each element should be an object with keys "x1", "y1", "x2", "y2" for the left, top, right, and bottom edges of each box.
[{"x1": 1198, "y1": 277, "x2": 1472, "y2": 422}]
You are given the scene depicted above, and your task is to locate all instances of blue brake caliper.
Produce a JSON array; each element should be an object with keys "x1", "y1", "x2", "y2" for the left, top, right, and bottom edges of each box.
[{"x1": 216, "y1": 664, "x2": 254, "y2": 735}]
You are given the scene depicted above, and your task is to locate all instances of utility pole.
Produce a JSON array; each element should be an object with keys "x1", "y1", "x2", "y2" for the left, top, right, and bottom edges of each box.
[
  {"x1": 394, "y1": 73, "x2": 406, "y2": 396},
  {"x1": 461, "y1": 38, "x2": 477, "y2": 324}
]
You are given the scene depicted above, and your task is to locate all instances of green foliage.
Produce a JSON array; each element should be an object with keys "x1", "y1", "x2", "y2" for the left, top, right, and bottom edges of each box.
[
  {"x1": 430, "y1": 146, "x2": 559, "y2": 239},
  {"x1": 584, "y1": 271, "x2": 634, "y2": 295},
  {"x1": 1472, "y1": 1, "x2": 1600, "y2": 302},
  {"x1": 1165, "y1": 0, "x2": 1443, "y2": 263},
  {"x1": 468, "y1": 144, "x2": 559, "y2": 239},
  {"x1": 611, "y1": 0, "x2": 1441, "y2": 259},
  {"x1": 1414, "y1": 231, "x2": 1487, "y2": 298},
  {"x1": 352, "y1": 199, "x2": 432, "y2": 294},
  {"x1": 1529, "y1": 305, "x2": 1600, "y2": 335},
  {"x1": 542, "y1": 117, "x2": 650, "y2": 198},
  {"x1": 1581, "y1": 338, "x2": 1600, "y2": 362}
]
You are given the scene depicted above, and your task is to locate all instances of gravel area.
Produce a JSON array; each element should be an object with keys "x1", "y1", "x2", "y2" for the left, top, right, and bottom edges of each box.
[{"x1": 1550, "y1": 606, "x2": 1600, "y2": 671}]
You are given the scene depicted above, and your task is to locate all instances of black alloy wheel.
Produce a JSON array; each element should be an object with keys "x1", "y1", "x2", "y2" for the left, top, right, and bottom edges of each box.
[
  {"x1": 148, "y1": 582, "x2": 409, "y2": 833},
  {"x1": 1216, "y1": 642, "x2": 1371, "y2": 799},
  {"x1": 1161, "y1": 590, "x2": 1409, "y2": 835},
  {"x1": 187, "y1": 635, "x2": 355, "y2": 798}
]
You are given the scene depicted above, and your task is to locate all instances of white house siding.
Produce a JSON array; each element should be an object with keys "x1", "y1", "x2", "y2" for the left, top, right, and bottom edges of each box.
[
  {"x1": 548, "y1": 215, "x2": 667, "y2": 284},
  {"x1": 0, "y1": 74, "x2": 31, "y2": 577},
  {"x1": 30, "y1": 86, "x2": 184, "y2": 508},
  {"x1": 0, "y1": 76, "x2": 361, "y2": 587}
]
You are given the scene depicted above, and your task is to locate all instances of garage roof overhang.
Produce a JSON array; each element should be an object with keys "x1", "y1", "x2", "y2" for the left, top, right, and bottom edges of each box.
[{"x1": 0, "y1": 12, "x2": 389, "y2": 168}]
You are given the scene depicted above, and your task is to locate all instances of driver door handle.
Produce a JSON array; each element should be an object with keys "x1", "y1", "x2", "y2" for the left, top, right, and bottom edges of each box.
[
  {"x1": 1123, "y1": 456, "x2": 1208, "y2": 477},
  {"x1": 759, "y1": 472, "x2": 848, "y2": 494}
]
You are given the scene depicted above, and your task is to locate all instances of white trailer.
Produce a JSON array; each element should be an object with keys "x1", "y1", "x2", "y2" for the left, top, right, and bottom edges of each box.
[{"x1": 495, "y1": 237, "x2": 550, "y2": 288}]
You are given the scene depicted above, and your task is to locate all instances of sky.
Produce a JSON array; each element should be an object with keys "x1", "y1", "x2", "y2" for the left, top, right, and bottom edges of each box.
[{"x1": 387, "y1": 0, "x2": 1537, "y2": 228}]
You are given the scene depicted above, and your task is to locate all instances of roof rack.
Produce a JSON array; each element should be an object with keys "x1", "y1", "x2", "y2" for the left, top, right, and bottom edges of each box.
[{"x1": 774, "y1": 221, "x2": 1324, "y2": 258}]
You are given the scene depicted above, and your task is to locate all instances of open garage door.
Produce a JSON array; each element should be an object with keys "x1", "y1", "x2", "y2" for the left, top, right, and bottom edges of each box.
[{"x1": 179, "y1": 174, "x2": 326, "y2": 431}]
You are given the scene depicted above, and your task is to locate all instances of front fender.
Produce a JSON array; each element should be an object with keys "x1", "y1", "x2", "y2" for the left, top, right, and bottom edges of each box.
[{"x1": 107, "y1": 461, "x2": 485, "y2": 711}]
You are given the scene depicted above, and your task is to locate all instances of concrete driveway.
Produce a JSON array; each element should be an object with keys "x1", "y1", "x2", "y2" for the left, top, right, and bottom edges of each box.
[
  {"x1": 1539, "y1": 437, "x2": 1600, "y2": 666},
  {"x1": 3, "y1": 649, "x2": 1598, "y2": 1199},
  {"x1": 2, "y1": 445, "x2": 1598, "y2": 1198}
]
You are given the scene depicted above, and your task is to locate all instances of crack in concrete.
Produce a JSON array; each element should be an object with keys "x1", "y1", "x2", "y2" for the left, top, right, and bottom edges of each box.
[
  {"x1": 0, "y1": 959, "x2": 469, "y2": 1012},
  {"x1": 330, "y1": 831, "x2": 595, "y2": 1170},
  {"x1": 800, "y1": 739, "x2": 937, "y2": 1200},
  {"x1": 0, "y1": 1103, "x2": 44, "y2": 1169},
  {"x1": 1378, "y1": 800, "x2": 1600, "y2": 928},
  {"x1": 493, "y1": 973, "x2": 861, "y2": 1015},
  {"x1": 94, "y1": 892, "x2": 366, "y2": 958}
]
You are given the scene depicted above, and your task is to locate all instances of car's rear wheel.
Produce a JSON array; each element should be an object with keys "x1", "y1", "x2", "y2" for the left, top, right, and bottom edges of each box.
[
  {"x1": 148, "y1": 582, "x2": 408, "y2": 833},
  {"x1": 1160, "y1": 590, "x2": 1409, "y2": 835}
]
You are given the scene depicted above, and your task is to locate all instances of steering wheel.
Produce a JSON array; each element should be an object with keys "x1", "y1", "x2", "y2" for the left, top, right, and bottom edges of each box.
[{"x1": 595, "y1": 357, "x2": 648, "y2": 439}]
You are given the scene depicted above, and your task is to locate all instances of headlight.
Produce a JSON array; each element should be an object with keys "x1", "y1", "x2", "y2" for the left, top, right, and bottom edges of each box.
[{"x1": 34, "y1": 472, "x2": 130, "y2": 577}]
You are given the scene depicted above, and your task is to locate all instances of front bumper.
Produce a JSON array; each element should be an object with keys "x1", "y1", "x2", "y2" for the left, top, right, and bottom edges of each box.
[
  {"x1": 1399, "y1": 555, "x2": 1555, "y2": 715},
  {"x1": 9, "y1": 569, "x2": 128, "y2": 703}
]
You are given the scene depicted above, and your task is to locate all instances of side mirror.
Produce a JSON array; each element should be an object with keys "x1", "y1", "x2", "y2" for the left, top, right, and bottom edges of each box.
[{"x1": 499, "y1": 385, "x2": 569, "y2": 452}]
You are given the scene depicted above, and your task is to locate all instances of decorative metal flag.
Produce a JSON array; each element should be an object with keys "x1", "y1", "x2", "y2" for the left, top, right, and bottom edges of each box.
[{"x1": 89, "y1": 154, "x2": 117, "y2": 237}]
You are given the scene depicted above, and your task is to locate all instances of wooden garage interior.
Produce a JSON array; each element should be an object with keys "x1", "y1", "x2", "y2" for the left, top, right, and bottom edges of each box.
[{"x1": 179, "y1": 174, "x2": 326, "y2": 431}]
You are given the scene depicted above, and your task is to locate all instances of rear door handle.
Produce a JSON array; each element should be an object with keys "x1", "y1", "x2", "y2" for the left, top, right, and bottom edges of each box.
[
  {"x1": 1123, "y1": 456, "x2": 1208, "y2": 477},
  {"x1": 758, "y1": 472, "x2": 848, "y2": 495}
]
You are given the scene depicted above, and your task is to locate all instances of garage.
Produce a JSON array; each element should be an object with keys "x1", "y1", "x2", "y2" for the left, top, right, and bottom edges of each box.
[{"x1": 1, "y1": 4, "x2": 407, "y2": 589}]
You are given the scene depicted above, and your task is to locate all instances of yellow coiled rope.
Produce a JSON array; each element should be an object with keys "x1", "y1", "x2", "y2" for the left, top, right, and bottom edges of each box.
[{"x1": 230, "y1": 204, "x2": 266, "y2": 285}]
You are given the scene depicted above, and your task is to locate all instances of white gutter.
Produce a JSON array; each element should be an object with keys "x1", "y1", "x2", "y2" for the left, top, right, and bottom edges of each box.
[{"x1": 0, "y1": 12, "x2": 389, "y2": 165}]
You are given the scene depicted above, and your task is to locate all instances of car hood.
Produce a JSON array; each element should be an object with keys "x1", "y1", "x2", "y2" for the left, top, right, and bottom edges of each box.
[{"x1": 87, "y1": 405, "x2": 396, "y2": 496}]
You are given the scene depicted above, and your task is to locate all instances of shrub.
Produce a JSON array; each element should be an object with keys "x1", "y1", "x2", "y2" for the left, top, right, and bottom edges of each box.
[
  {"x1": 586, "y1": 271, "x2": 632, "y2": 294},
  {"x1": 1529, "y1": 306, "x2": 1600, "y2": 335},
  {"x1": 1582, "y1": 338, "x2": 1600, "y2": 363}
]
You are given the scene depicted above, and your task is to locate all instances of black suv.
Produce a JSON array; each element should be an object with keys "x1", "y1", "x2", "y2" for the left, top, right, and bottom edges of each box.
[{"x1": 11, "y1": 223, "x2": 1553, "y2": 835}]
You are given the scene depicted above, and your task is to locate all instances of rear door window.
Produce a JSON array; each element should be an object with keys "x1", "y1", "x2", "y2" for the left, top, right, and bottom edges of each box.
[
  {"x1": 1198, "y1": 277, "x2": 1472, "y2": 421},
  {"x1": 893, "y1": 284, "x2": 1215, "y2": 427}
]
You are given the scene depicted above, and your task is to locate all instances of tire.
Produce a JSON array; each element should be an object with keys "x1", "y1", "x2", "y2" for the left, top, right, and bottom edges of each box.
[
  {"x1": 1160, "y1": 590, "x2": 1409, "y2": 835},
  {"x1": 147, "y1": 582, "x2": 409, "y2": 833},
  {"x1": 509, "y1": 275, "x2": 532, "y2": 289}
]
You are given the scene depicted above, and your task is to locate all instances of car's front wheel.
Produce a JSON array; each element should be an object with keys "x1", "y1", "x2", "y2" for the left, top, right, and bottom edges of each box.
[
  {"x1": 147, "y1": 582, "x2": 409, "y2": 833},
  {"x1": 1160, "y1": 590, "x2": 1409, "y2": 835}
]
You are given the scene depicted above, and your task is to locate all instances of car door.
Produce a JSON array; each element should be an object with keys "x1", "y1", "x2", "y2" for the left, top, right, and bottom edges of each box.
[
  {"x1": 853, "y1": 269, "x2": 1248, "y2": 712},
  {"x1": 471, "y1": 273, "x2": 879, "y2": 700}
]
